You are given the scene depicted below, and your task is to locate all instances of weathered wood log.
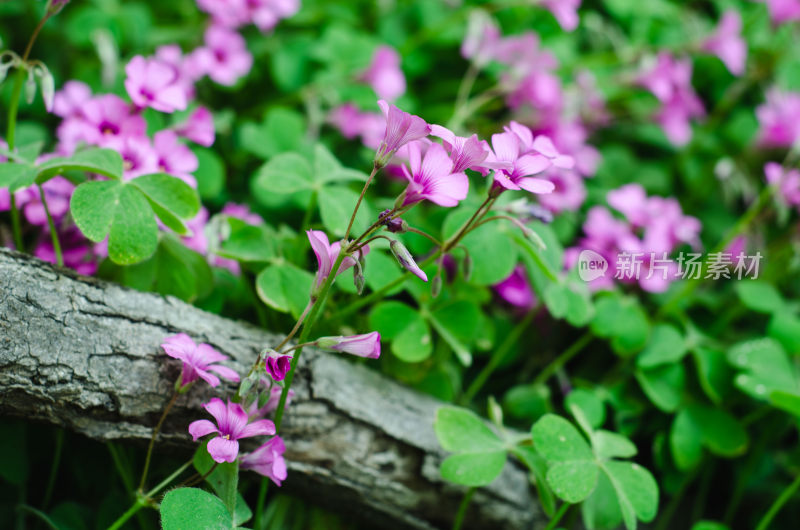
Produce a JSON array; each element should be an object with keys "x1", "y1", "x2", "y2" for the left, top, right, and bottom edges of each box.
[{"x1": 0, "y1": 248, "x2": 542, "y2": 529}]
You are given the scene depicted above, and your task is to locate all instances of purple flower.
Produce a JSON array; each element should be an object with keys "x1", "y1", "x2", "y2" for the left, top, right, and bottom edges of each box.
[
  {"x1": 537, "y1": 169, "x2": 587, "y2": 214},
  {"x1": 57, "y1": 94, "x2": 146, "y2": 153},
  {"x1": 161, "y1": 333, "x2": 240, "y2": 388},
  {"x1": 52, "y1": 81, "x2": 92, "y2": 119},
  {"x1": 763, "y1": 0, "x2": 800, "y2": 25},
  {"x1": 399, "y1": 142, "x2": 469, "y2": 207},
  {"x1": 494, "y1": 265, "x2": 536, "y2": 309},
  {"x1": 765, "y1": 162, "x2": 800, "y2": 211},
  {"x1": 106, "y1": 135, "x2": 159, "y2": 180},
  {"x1": 361, "y1": 46, "x2": 406, "y2": 102},
  {"x1": 487, "y1": 131, "x2": 554, "y2": 194},
  {"x1": 35, "y1": 227, "x2": 98, "y2": 276},
  {"x1": 307, "y1": 230, "x2": 368, "y2": 290},
  {"x1": 240, "y1": 437, "x2": 288, "y2": 486},
  {"x1": 154, "y1": 131, "x2": 198, "y2": 187},
  {"x1": 193, "y1": 25, "x2": 253, "y2": 87},
  {"x1": 222, "y1": 202, "x2": 264, "y2": 225},
  {"x1": 702, "y1": 10, "x2": 747, "y2": 76},
  {"x1": 637, "y1": 53, "x2": 705, "y2": 146},
  {"x1": 429, "y1": 124, "x2": 492, "y2": 173},
  {"x1": 756, "y1": 88, "x2": 800, "y2": 148},
  {"x1": 375, "y1": 100, "x2": 431, "y2": 166},
  {"x1": 389, "y1": 239, "x2": 428, "y2": 281},
  {"x1": 316, "y1": 332, "x2": 381, "y2": 359},
  {"x1": 264, "y1": 350, "x2": 292, "y2": 382},
  {"x1": 542, "y1": 0, "x2": 581, "y2": 31},
  {"x1": 188, "y1": 398, "x2": 276, "y2": 463},
  {"x1": 174, "y1": 107, "x2": 216, "y2": 147},
  {"x1": 125, "y1": 55, "x2": 187, "y2": 113}
]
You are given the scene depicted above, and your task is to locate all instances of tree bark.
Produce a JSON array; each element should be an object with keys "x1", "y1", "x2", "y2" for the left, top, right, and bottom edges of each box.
[{"x1": 0, "y1": 248, "x2": 542, "y2": 530}]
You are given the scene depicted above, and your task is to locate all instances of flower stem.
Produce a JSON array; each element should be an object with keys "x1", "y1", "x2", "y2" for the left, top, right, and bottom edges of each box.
[
  {"x1": 274, "y1": 301, "x2": 313, "y2": 352},
  {"x1": 254, "y1": 477, "x2": 269, "y2": 530},
  {"x1": 755, "y1": 473, "x2": 800, "y2": 530},
  {"x1": 279, "y1": 341, "x2": 317, "y2": 355},
  {"x1": 544, "y1": 503, "x2": 570, "y2": 530},
  {"x1": 343, "y1": 164, "x2": 379, "y2": 243},
  {"x1": 138, "y1": 391, "x2": 179, "y2": 492},
  {"x1": 461, "y1": 308, "x2": 538, "y2": 404},
  {"x1": 41, "y1": 428, "x2": 64, "y2": 510},
  {"x1": 451, "y1": 487, "x2": 475, "y2": 530},
  {"x1": 37, "y1": 185, "x2": 62, "y2": 266},
  {"x1": 534, "y1": 332, "x2": 593, "y2": 387}
]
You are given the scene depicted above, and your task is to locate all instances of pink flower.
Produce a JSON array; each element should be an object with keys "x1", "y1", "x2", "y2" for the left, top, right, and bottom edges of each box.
[
  {"x1": 756, "y1": 89, "x2": 800, "y2": 148},
  {"x1": 182, "y1": 208, "x2": 210, "y2": 254},
  {"x1": 494, "y1": 265, "x2": 536, "y2": 309},
  {"x1": 307, "y1": 230, "x2": 368, "y2": 290},
  {"x1": 765, "y1": 162, "x2": 800, "y2": 210},
  {"x1": 222, "y1": 202, "x2": 263, "y2": 225},
  {"x1": 542, "y1": 0, "x2": 581, "y2": 31},
  {"x1": 375, "y1": 100, "x2": 431, "y2": 166},
  {"x1": 194, "y1": 25, "x2": 253, "y2": 87},
  {"x1": 264, "y1": 350, "x2": 292, "y2": 382},
  {"x1": 35, "y1": 227, "x2": 98, "y2": 276},
  {"x1": 429, "y1": 124, "x2": 492, "y2": 173},
  {"x1": 702, "y1": 10, "x2": 747, "y2": 76},
  {"x1": 106, "y1": 136, "x2": 159, "y2": 180},
  {"x1": 763, "y1": 0, "x2": 800, "y2": 25},
  {"x1": 57, "y1": 94, "x2": 146, "y2": 153},
  {"x1": 316, "y1": 332, "x2": 381, "y2": 359},
  {"x1": 174, "y1": 107, "x2": 216, "y2": 147},
  {"x1": 124, "y1": 55, "x2": 187, "y2": 113},
  {"x1": 161, "y1": 333, "x2": 240, "y2": 388},
  {"x1": 537, "y1": 169, "x2": 587, "y2": 213},
  {"x1": 400, "y1": 142, "x2": 469, "y2": 207},
  {"x1": 487, "y1": 131, "x2": 554, "y2": 194},
  {"x1": 240, "y1": 437, "x2": 287, "y2": 486},
  {"x1": 52, "y1": 81, "x2": 92, "y2": 118},
  {"x1": 188, "y1": 398, "x2": 276, "y2": 463},
  {"x1": 361, "y1": 46, "x2": 406, "y2": 102},
  {"x1": 638, "y1": 53, "x2": 704, "y2": 146},
  {"x1": 249, "y1": 0, "x2": 300, "y2": 33},
  {"x1": 153, "y1": 131, "x2": 198, "y2": 187}
]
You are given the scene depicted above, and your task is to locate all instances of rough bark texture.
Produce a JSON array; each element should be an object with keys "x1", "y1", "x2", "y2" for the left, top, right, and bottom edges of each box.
[{"x1": 0, "y1": 248, "x2": 542, "y2": 530}]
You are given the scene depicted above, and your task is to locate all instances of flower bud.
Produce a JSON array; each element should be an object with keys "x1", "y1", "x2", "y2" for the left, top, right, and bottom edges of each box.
[
  {"x1": 263, "y1": 349, "x2": 292, "y2": 382},
  {"x1": 488, "y1": 396, "x2": 504, "y2": 428},
  {"x1": 316, "y1": 332, "x2": 381, "y2": 359},
  {"x1": 0, "y1": 52, "x2": 17, "y2": 85},
  {"x1": 386, "y1": 217, "x2": 408, "y2": 233},
  {"x1": 25, "y1": 68, "x2": 36, "y2": 105},
  {"x1": 35, "y1": 64, "x2": 55, "y2": 113},
  {"x1": 431, "y1": 274, "x2": 442, "y2": 298},
  {"x1": 390, "y1": 239, "x2": 428, "y2": 281},
  {"x1": 462, "y1": 253, "x2": 473, "y2": 281},
  {"x1": 353, "y1": 260, "x2": 366, "y2": 295}
]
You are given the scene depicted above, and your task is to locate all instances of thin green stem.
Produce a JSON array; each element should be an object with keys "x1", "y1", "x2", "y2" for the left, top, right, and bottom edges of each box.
[
  {"x1": 755, "y1": 473, "x2": 800, "y2": 530},
  {"x1": 461, "y1": 309, "x2": 537, "y2": 404},
  {"x1": 343, "y1": 165, "x2": 379, "y2": 243},
  {"x1": 451, "y1": 487, "x2": 476, "y2": 530},
  {"x1": 406, "y1": 226, "x2": 441, "y2": 247},
  {"x1": 453, "y1": 63, "x2": 480, "y2": 129},
  {"x1": 534, "y1": 332, "x2": 593, "y2": 387},
  {"x1": 279, "y1": 341, "x2": 316, "y2": 355},
  {"x1": 41, "y1": 428, "x2": 64, "y2": 510},
  {"x1": 253, "y1": 477, "x2": 269, "y2": 530},
  {"x1": 301, "y1": 190, "x2": 317, "y2": 231},
  {"x1": 274, "y1": 301, "x2": 313, "y2": 352},
  {"x1": 37, "y1": 185, "x2": 62, "y2": 266},
  {"x1": 138, "y1": 392, "x2": 179, "y2": 492},
  {"x1": 544, "y1": 503, "x2": 570, "y2": 530},
  {"x1": 146, "y1": 459, "x2": 193, "y2": 498},
  {"x1": 107, "y1": 442, "x2": 135, "y2": 496},
  {"x1": 107, "y1": 499, "x2": 146, "y2": 530}
]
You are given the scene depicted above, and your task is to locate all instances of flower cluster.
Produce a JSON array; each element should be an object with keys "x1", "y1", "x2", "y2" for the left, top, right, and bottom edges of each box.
[
  {"x1": 637, "y1": 53, "x2": 705, "y2": 146},
  {"x1": 756, "y1": 88, "x2": 800, "y2": 148},
  {"x1": 566, "y1": 184, "x2": 702, "y2": 292}
]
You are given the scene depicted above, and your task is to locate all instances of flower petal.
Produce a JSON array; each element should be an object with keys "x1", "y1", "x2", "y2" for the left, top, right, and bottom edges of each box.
[
  {"x1": 518, "y1": 177, "x2": 556, "y2": 194},
  {"x1": 207, "y1": 364, "x2": 241, "y2": 383},
  {"x1": 188, "y1": 419, "x2": 219, "y2": 441},
  {"x1": 203, "y1": 398, "x2": 229, "y2": 425},
  {"x1": 239, "y1": 419, "x2": 277, "y2": 439},
  {"x1": 207, "y1": 436, "x2": 240, "y2": 463}
]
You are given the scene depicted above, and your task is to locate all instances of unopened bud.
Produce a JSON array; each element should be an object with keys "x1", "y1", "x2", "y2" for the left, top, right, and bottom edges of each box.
[
  {"x1": 25, "y1": 68, "x2": 36, "y2": 104},
  {"x1": 353, "y1": 260, "x2": 366, "y2": 295},
  {"x1": 522, "y1": 225, "x2": 547, "y2": 250},
  {"x1": 488, "y1": 396, "x2": 504, "y2": 427},
  {"x1": 386, "y1": 218, "x2": 408, "y2": 233},
  {"x1": 462, "y1": 253, "x2": 473, "y2": 281},
  {"x1": 431, "y1": 274, "x2": 442, "y2": 298},
  {"x1": 390, "y1": 240, "x2": 428, "y2": 281},
  {"x1": 238, "y1": 370, "x2": 259, "y2": 399},
  {"x1": 35, "y1": 64, "x2": 54, "y2": 113}
]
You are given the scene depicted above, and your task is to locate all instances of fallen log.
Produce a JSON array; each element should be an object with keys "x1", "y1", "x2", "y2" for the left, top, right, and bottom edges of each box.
[{"x1": 0, "y1": 248, "x2": 542, "y2": 529}]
